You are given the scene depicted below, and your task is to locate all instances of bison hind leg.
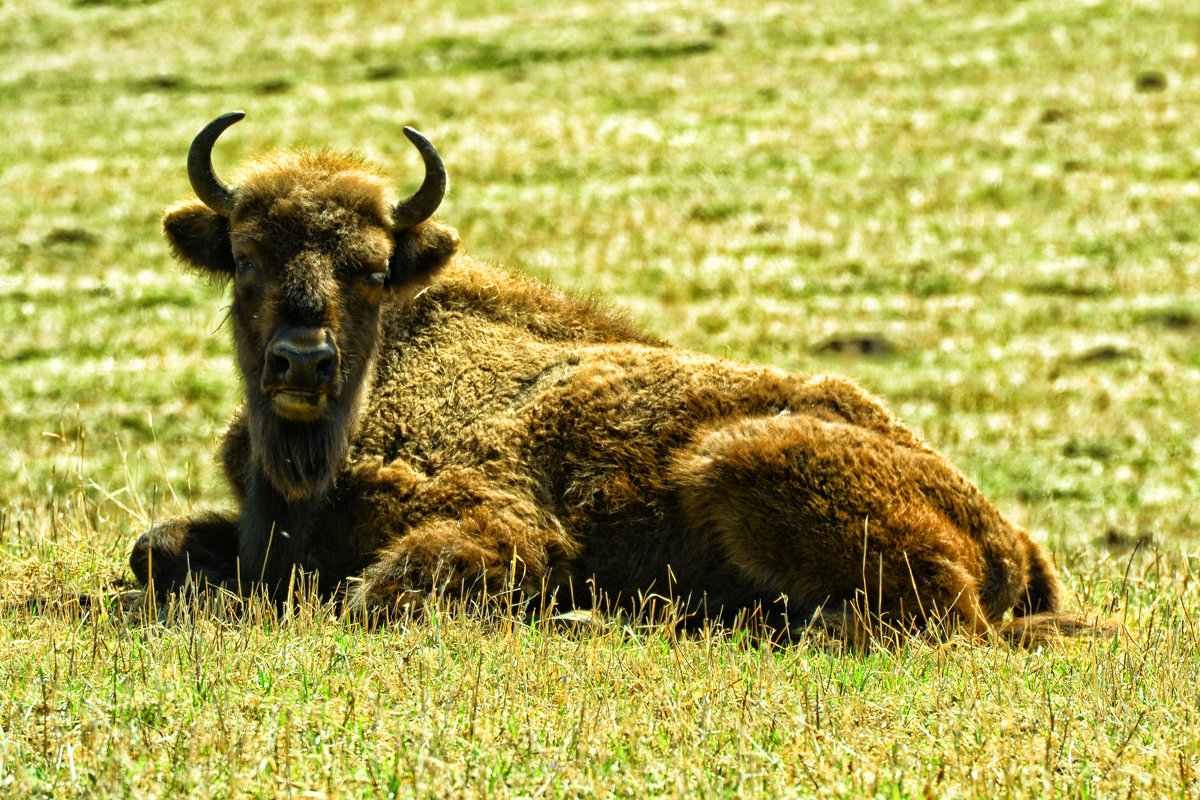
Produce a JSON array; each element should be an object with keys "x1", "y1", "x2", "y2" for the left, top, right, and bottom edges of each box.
[{"x1": 671, "y1": 414, "x2": 1001, "y2": 641}]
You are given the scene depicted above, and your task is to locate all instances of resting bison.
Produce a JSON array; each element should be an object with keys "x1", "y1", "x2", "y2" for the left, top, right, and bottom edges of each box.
[{"x1": 132, "y1": 111, "x2": 1084, "y2": 642}]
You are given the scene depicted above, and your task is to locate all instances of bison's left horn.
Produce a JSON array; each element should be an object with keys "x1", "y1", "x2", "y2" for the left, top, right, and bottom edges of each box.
[
  {"x1": 187, "y1": 111, "x2": 245, "y2": 217},
  {"x1": 393, "y1": 127, "x2": 447, "y2": 229}
]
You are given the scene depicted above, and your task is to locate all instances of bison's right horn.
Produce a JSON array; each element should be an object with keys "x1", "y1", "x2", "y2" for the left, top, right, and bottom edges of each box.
[
  {"x1": 393, "y1": 127, "x2": 447, "y2": 230},
  {"x1": 187, "y1": 111, "x2": 245, "y2": 217}
]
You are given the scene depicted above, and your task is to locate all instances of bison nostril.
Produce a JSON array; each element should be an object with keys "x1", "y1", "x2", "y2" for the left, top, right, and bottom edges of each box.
[
  {"x1": 315, "y1": 355, "x2": 336, "y2": 383},
  {"x1": 268, "y1": 353, "x2": 291, "y2": 380}
]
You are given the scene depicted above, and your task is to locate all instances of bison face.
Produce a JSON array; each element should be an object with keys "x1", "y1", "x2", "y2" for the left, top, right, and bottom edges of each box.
[
  {"x1": 227, "y1": 220, "x2": 393, "y2": 425},
  {"x1": 162, "y1": 112, "x2": 459, "y2": 499}
]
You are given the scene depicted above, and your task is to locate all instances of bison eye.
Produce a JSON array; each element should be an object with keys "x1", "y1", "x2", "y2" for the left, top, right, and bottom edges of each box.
[
  {"x1": 235, "y1": 258, "x2": 257, "y2": 276},
  {"x1": 363, "y1": 270, "x2": 388, "y2": 287}
]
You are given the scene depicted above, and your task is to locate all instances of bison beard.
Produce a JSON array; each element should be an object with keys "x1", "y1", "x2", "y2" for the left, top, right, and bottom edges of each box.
[
  {"x1": 130, "y1": 112, "x2": 1116, "y2": 647},
  {"x1": 253, "y1": 400, "x2": 352, "y2": 501}
]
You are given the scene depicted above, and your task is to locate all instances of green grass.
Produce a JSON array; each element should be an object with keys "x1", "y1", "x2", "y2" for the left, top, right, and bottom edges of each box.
[{"x1": 1, "y1": 0, "x2": 1199, "y2": 796}]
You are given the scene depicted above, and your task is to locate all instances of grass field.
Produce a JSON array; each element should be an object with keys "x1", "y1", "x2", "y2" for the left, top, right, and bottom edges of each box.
[{"x1": 1, "y1": 0, "x2": 1199, "y2": 796}]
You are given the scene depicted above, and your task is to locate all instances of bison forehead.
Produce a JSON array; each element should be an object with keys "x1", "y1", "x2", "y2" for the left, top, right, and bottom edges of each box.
[
  {"x1": 230, "y1": 150, "x2": 398, "y2": 248},
  {"x1": 235, "y1": 188, "x2": 392, "y2": 240},
  {"x1": 233, "y1": 210, "x2": 394, "y2": 277},
  {"x1": 231, "y1": 196, "x2": 396, "y2": 277}
]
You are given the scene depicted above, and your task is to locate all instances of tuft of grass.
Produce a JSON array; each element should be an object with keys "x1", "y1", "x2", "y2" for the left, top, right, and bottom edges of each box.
[{"x1": 1, "y1": 0, "x2": 1198, "y2": 796}]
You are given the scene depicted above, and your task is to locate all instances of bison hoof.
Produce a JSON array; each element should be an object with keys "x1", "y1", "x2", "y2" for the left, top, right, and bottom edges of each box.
[
  {"x1": 341, "y1": 578, "x2": 427, "y2": 625},
  {"x1": 129, "y1": 513, "x2": 240, "y2": 597},
  {"x1": 129, "y1": 519, "x2": 189, "y2": 590}
]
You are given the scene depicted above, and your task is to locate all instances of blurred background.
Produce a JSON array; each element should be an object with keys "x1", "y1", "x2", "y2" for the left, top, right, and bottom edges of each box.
[{"x1": 1, "y1": 0, "x2": 1197, "y2": 578}]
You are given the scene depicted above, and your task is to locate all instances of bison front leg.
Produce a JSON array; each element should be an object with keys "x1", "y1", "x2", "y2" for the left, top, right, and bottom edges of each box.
[
  {"x1": 343, "y1": 464, "x2": 578, "y2": 618},
  {"x1": 129, "y1": 512, "x2": 240, "y2": 598},
  {"x1": 349, "y1": 509, "x2": 567, "y2": 618}
]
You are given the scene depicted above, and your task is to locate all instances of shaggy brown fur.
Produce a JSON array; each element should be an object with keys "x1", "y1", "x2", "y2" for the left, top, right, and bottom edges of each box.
[{"x1": 131, "y1": 116, "x2": 1102, "y2": 644}]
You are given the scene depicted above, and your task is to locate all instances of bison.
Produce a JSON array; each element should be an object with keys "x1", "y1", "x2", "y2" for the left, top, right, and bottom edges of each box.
[{"x1": 131, "y1": 111, "x2": 1094, "y2": 644}]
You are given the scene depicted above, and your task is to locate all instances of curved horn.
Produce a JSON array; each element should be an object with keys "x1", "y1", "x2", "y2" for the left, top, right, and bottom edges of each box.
[
  {"x1": 393, "y1": 127, "x2": 447, "y2": 229},
  {"x1": 187, "y1": 111, "x2": 245, "y2": 217}
]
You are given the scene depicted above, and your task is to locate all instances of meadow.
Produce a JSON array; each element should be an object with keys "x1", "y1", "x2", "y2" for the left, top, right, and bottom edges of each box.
[{"x1": 1, "y1": 0, "x2": 1199, "y2": 796}]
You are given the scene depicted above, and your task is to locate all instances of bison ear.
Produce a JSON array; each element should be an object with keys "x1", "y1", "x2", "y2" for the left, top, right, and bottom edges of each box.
[
  {"x1": 388, "y1": 220, "x2": 459, "y2": 289},
  {"x1": 162, "y1": 200, "x2": 236, "y2": 278}
]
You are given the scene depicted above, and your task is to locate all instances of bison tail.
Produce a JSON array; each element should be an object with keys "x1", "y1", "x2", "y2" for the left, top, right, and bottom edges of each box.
[
  {"x1": 994, "y1": 611, "x2": 1123, "y2": 648},
  {"x1": 999, "y1": 539, "x2": 1122, "y2": 647}
]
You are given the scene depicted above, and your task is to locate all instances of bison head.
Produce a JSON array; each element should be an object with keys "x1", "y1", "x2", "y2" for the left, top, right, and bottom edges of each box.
[{"x1": 163, "y1": 112, "x2": 459, "y2": 500}]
